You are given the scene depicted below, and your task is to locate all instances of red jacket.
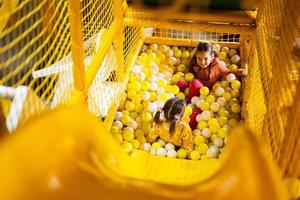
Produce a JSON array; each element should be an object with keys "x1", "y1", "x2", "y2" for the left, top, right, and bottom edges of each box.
[{"x1": 193, "y1": 58, "x2": 229, "y2": 88}]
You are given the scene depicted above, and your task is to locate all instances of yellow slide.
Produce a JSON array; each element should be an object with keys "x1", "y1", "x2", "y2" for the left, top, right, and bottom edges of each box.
[{"x1": 0, "y1": 106, "x2": 287, "y2": 200}]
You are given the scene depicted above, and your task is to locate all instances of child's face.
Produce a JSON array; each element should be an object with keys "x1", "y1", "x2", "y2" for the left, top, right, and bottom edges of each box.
[{"x1": 196, "y1": 51, "x2": 213, "y2": 68}]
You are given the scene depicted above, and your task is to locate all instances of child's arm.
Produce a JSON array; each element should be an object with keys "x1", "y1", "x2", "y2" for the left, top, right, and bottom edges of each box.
[
  {"x1": 234, "y1": 68, "x2": 248, "y2": 77},
  {"x1": 181, "y1": 123, "x2": 194, "y2": 151},
  {"x1": 147, "y1": 125, "x2": 159, "y2": 143}
]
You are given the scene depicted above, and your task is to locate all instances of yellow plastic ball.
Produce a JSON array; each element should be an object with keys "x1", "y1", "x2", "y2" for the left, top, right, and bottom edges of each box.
[
  {"x1": 206, "y1": 95, "x2": 216, "y2": 104},
  {"x1": 184, "y1": 106, "x2": 193, "y2": 116},
  {"x1": 141, "y1": 81, "x2": 151, "y2": 90},
  {"x1": 177, "y1": 64, "x2": 186, "y2": 72},
  {"x1": 182, "y1": 50, "x2": 190, "y2": 58},
  {"x1": 209, "y1": 122, "x2": 221, "y2": 133},
  {"x1": 174, "y1": 49, "x2": 182, "y2": 58},
  {"x1": 159, "y1": 93, "x2": 169, "y2": 102},
  {"x1": 134, "y1": 104, "x2": 144, "y2": 113},
  {"x1": 231, "y1": 80, "x2": 241, "y2": 90},
  {"x1": 142, "y1": 122, "x2": 152, "y2": 134},
  {"x1": 134, "y1": 129, "x2": 145, "y2": 137},
  {"x1": 197, "y1": 143, "x2": 208, "y2": 154},
  {"x1": 185, "y1": 73, "x2": 195, "y2": 82},
  {"x1": 171, "y1": 85, "x2": 180, "y2": 95},
  {"x1": 200, "y1": 86, "x2": 210, "y2": 97},
  {"x1": 151, "y1": 142, "x2": 162, "y2": 150},
  {"x1": 219, "y1": 51, "x2": 227, "y2": 60},
  {"x1": 212, "y1": 82, "x2": 222, "y2": 91},
  {"x1": 194, "y1": 135, "x2": 205, "y2": 145},
  {"x1": 125, "y1": 101, "x2": 135, "y2": 111},
  {"x1": 158, "y1": 79, "x2": 168, "y2": 88},
  {"x1": 199, "y1": 101, "x2": 210, "y2": 111},
  {"x1": 211, "y1": 133, "x2": 218, "y2": 141},
  {"x1": 127, "y1": 90, "x2": 137, "y2": 100},
  {"x1": 111, "y1": 126, "x2": 120, "y2": 134},
  {"x1": 219, "y1": 110, "x2": 229, "y2": 118},
  {"x1": 120, "y1": 115, "x2": 131, "y2": 125},
  {"x1": 131, "y1": 95, "x2": 141, "y2": 104},
  {"x1": 123, "y1": 129, "x2": 134, "y2": 141},
  {"x1": 197, "y1": 121, "x2": 208, "y2": 130},
  {"x1": 142, "y1": 101, "x2": 151, "y2": 110},
  {"x1": 171, "y1": 74, "x2": 181, "y2": 83},
  {"x1": 177, "y1": 92, "x2": 186, "y2": 99},
  {"x1": 189, "y1": 150, "x2": 201, "y2": 160},
  {"x1": 142, "y1": 111, "x2": 152, "y2": 122},
  {"x1": 222, "y1": 92, "x2": 232, "y2": 101},
  {"x1": 229, "y1": 64, "x2": 238, "y2": 72},
  {"x1": 218, "y1": 128, "x2": 228, "y2": 138},
  {"x1": 121, "y1": 141, "x2": 133, "y2": 153},
  {"x1": 149, "y1": 92, "x2": 157, "y2": 101},
  {"x1": 136, "y1": 135, "x2": 147, "y2": 144},
  {"x1": 218, "y1": 117, "x2": 228, "y2": 126},
  {"x1": 231, "y1": 103, "x2": 241, "y2": 113},
  {"x1": 177, "y1": 149, "x2": 188, "y2": 159}
]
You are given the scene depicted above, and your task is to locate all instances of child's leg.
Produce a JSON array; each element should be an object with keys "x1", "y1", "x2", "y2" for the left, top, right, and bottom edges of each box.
[
  {"x1": 176, "y1": 80, "x2": 189, "y2": 92},
  {"x1": 187, "y1": 79, "x2": 203, "y2": 102},
  {"x1": 189, "y1": 107, "x2": 202, "y2": 130}
]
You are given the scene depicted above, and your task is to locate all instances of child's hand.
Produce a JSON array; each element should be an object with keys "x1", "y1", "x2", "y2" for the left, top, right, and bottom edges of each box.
[
  {"x1": 236, "y1": 68, "x2": 248, "y2": 76},
  {"x1": 193, "y1": 65, "x2": 200, "y2": 73}
]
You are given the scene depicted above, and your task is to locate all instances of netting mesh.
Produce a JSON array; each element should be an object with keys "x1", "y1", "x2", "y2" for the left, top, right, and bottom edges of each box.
[
  {"x1": 249, "y1": 0, "x2": 300, "y2": 177},
  {"x1": 0, "y1": 0, "x2": 72, "y2": 102}
]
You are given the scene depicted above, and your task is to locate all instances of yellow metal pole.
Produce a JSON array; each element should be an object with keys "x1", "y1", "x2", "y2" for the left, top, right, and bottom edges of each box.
[
  {"x1": 125, "y1": 18, "x2": 255, "y2": 35},
  {"x1": 113, "y1": 0, "x2": 125, "y2": 81},
  {"x1": 68, "y1": 0, "x2": 85, "y2": 91}
]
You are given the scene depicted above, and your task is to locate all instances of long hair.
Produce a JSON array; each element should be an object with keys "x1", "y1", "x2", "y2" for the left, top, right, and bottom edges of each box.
[
  {"x1": 189, "y1": 42, "x2": 218, "y2": 72},
  {"x1": 154, "y1": 97, "x2": 186, "y2": 134}
]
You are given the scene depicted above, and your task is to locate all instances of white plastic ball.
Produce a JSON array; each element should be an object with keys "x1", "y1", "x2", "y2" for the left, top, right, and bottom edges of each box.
[
  {"x1": 136, "y1": 72, "x2": 146, "y2": 81},
  {"x1": 132, "y1": 65, "x2": 142, "y2": 74},
  {"x1": 157, "y1": 148, "x2": 167, "y2": 156},
  {"x1": 150, "y1": 149, "x2": 157, "y2": 155},
  {"x1": 196, "y1": 99, "x2": 205, "y2": 108},
  {"x1": 157, "y1": 87, "x2": 165, "y2": 94},
  {"x1": 226, "y1": 73, "x2": 236, "y2": 82},
  {"x1": 221, "y1": 46, "x2": 229, "y2": 53},
  {"x1": 150, "y1": 82, "x2": 158, "y2": 91},
  {"x1": 167, "y1": 149, "x2": 177, "y2": 158},
  {"x1": 143, "y1": 143, "x2": 151, "y2": 152},
  {"x1": 206, "y1": 147, "x2": 218, "y2": 158},
  {"x1": 158, "y1": 139, "x2": 166, "y2": 146},
  {"x1": 201, "y1": 111, "x2": 212, "y2": 120},
  {"x1": 141, "y1": 91, "x2": 151, "y2": 101},
  {"x1": 201, "y1": 128, "x2": 211, "y2": 138},
  {"x1": 213, "y1": 138, "x2": 224, "y2": 148},
  {"x1": 231, "y1": 55, "x2": 240, "y2": 64},
  {"x1": 168, "y1": 93, "x2": 175, "y2": 99},
  {"x1": 217, "y1": 97, "x2": 226, "y2": 107},
  {"x1": 128, "y1": 120, "x2": 138, "y2": 130},
  {"x1": 215, "y1": 87, "x2": 225, "y2": 96},
  {"x1": 165, "y1": 143, "x2": 175, "y2": 150},
  {"x1": 114, "y1": 112, "x2": 123, "y2": 121},
  {"x1": 210, "y1": 102, "x2": 221, "y2": 112},
  {"x1": 196, "y1": 114, "x2": 203, "y2": 122},
  {"x1": 147, "y1": 103, "x2": 158, "y2": 113},
  {"x1": 229, "y1": 49, "x2": 237, "y2": 57},
  {"x1": 113, "y1": 120, "x2": 123, "y2": 130},
  {"x1": 193, "y1": 129, "x2": 202, "y2": 136},
  {"x1": 191, "y1": 96, "x2": 199, "y2": 105}
]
